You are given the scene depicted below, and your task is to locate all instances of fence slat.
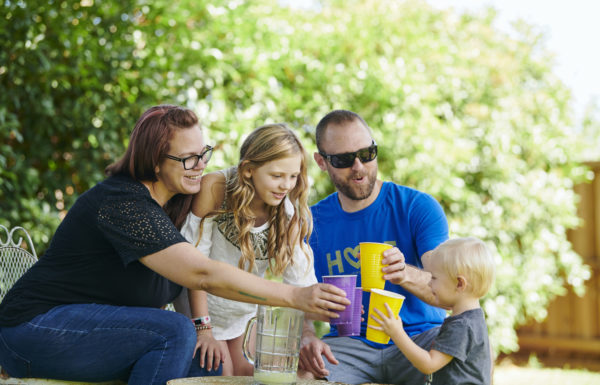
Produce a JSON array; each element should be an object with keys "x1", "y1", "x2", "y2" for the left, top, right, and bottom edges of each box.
[{"x1": 514, "y1": 162, "x2": 600, "y2": 368}]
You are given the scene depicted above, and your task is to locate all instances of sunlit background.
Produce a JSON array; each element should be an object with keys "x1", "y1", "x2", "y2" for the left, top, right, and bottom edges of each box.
[
  {"x1": 426, "y1": 0, "x2": 600, "y2": 127},
  {"x1": 2, "y1": 0, "x2": 600, "y2": 381}
]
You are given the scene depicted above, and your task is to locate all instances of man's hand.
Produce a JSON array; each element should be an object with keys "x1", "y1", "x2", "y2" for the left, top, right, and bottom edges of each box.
[
  {"x1": 381, "y1": 247, "x2": 407, "y2": 285},
  {"x1": 298, "y1": 331, "x2": 337, "y2": 378}
]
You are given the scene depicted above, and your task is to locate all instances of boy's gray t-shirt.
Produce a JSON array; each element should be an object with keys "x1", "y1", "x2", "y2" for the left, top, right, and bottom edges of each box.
[{"x1": 427, "y1": 308, "x2": 491, "y2": 385}]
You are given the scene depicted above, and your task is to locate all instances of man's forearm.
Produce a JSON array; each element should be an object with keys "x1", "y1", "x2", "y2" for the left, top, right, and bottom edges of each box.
[{"x1": 392, "y1": 264, "x2": 437, "y2": 306}]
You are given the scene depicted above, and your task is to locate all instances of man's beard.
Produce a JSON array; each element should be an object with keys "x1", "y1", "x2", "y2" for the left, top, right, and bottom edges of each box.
[{"x1": 330, "y1": 167, "x2": 377, "y2": 201}]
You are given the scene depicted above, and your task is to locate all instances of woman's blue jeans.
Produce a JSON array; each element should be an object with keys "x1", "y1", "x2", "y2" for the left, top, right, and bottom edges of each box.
[{"x1": 0, "y1": 304, "x2": 222, "y2": 384}]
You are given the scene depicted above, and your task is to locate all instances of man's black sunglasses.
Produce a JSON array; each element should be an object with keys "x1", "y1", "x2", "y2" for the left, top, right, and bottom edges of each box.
[{"x1": 319, "y1": 141, "x2": 378, "y2": 168}]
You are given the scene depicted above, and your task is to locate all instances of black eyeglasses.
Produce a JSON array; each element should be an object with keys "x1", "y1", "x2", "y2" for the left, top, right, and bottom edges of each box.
[
  {"x1": 319, "y1": 141, "x2": 378, "y2": 168},
  {"x1": 165, "y1": 145, "x2": 213, "y2": 170}
]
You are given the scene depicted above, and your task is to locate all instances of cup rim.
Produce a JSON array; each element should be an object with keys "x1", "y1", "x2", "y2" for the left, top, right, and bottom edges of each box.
[
  {"x1": 359, "y1": 241, "x2": 392, "y2": 246},
  {"x1": 322, "y1": 274, "x2": 358, "y2": 278},
  {"x1": 370, "y1": 288, "x2": 406, "y2": 299}
]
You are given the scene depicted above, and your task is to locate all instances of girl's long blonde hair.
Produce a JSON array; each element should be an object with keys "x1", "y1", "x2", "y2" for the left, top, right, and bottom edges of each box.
[{"x1": 203, "y1": 123, "x2": 312, "y2": 274}]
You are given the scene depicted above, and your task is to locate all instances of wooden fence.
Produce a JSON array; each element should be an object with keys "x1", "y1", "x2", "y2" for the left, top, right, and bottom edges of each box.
[{"x1": 511, "y1": 162, "x2": 600, "y2": 370}]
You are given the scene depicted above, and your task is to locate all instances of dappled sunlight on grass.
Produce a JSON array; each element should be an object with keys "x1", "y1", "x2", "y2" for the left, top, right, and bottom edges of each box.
[{"x1": 494, "y1": 360, "x2": 600, "y2": 385}]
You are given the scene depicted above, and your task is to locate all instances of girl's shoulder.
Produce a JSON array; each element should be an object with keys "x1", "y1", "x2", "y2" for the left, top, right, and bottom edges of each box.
[
  {"x1": 203, "y1": 169, "x2": 227, "y2": 186},
  {"x1": 191, "y1": 170, "x2": 227, "y2": 217}
]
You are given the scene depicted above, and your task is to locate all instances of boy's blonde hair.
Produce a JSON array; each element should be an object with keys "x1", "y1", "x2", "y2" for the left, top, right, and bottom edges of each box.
[{"x1": 433, "y1": 237, "x2": 495, "y2": 298}]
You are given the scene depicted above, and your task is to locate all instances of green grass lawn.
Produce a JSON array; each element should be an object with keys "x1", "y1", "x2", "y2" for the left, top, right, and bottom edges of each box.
[{"x1": 494, "y1": 363, "x2": 600, "y2": 385}]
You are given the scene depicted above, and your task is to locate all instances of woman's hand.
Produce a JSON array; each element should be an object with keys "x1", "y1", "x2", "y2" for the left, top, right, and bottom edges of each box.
[
  {"x1": 294, "y1": 283, "x2": 351, "y2": 321},
  {"x1": 193, "y1": 329, "x2": 226, "y2": 372}
]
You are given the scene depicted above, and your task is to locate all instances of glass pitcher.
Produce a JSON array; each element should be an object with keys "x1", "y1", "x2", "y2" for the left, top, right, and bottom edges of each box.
[{"x1": 242, "y1": 306, "x2": 304, "y2": 385}]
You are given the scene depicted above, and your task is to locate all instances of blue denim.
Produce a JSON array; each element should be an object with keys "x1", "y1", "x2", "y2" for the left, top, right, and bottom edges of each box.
[{"x1": 0, "y1": 304, "x2": 222, "y2": 384}]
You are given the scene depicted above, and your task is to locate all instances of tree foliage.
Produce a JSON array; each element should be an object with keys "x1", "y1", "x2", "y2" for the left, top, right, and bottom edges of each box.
[{"x1": 1, "y1": 0, "x2": 593, "y2": 353}]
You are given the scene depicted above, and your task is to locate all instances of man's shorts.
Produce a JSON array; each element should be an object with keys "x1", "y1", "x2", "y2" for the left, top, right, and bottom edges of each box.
[{"x1": 323, "y1": 326, "x2": 440, "y2": 385}]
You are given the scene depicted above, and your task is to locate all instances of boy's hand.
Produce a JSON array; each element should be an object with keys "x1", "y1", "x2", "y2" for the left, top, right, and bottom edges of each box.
[{"x1": 367, "y1": 302, "x2": 404, "y2": 336}]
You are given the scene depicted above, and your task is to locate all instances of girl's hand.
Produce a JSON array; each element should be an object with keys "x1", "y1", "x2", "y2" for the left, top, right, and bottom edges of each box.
[
  {"x1": 194, "y1": 329, "x2": 226, "y2": 372},
  {"x1": 367, "y1": 302, "x2": 404, "y2": 336}
]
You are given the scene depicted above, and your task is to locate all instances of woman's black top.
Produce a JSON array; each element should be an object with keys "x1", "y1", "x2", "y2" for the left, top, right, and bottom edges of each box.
[{"x1": 0, "y1": 175, "x2": 186, "y2": 326}]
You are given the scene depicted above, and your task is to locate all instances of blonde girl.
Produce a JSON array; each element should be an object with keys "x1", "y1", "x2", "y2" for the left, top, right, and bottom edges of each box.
[{"x1": 180, "y1": 123, "x2": 317, "y2": 375}]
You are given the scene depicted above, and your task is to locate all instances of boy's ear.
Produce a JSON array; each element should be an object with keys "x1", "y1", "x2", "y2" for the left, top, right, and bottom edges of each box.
[{"x1": 456, "y1": 275, "x2": 468, "y2": 292}]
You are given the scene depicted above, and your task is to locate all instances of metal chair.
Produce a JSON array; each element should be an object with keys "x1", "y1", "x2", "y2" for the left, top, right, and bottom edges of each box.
[
  {"x1": 0, "y1": 225, "x2": 125, "y2": 385},
  {"x1": 0, "y1": 225, "x2": 38, "y2": 302}
]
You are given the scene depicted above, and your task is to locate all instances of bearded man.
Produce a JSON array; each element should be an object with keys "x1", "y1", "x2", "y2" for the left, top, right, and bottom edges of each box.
[{"x1": 299, "y1": 110, "x2": 449, "y2": 385}]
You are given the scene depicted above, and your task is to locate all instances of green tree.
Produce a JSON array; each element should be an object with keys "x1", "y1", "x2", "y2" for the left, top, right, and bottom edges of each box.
[
  {"x1": 1, "y1": 0, "x2": 154, "y2": 247},
  {"x1": 1, "y1": 0, "x2": 591, "y2": 354}
]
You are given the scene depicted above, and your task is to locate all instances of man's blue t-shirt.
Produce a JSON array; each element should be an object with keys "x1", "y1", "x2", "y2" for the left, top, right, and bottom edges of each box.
[{"x1": 310, "y1": 182, "x2": 448, "y2": 348}]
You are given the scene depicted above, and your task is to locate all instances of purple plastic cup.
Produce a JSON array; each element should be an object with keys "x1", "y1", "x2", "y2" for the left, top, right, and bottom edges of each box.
[
  {"x1": 337, "y1": 287, "x2": 363, "y2": 336},
  {"x1": 323, "y1": 275, "x2": 357, "y2": 325}
]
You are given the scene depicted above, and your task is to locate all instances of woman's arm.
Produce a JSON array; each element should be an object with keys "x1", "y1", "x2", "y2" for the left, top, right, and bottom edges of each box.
[{"x1": 140, "y1": 242, "x2": 349, "y2": 319}]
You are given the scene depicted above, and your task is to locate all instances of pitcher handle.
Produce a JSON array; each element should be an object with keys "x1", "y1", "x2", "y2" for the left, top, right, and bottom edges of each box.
[{"x1": 242, "y1": 316, "x2": 257, "y2": 365}]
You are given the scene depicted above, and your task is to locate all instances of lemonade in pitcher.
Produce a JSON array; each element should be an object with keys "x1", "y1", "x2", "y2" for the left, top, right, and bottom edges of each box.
[
  {"x1": 243, "y1": 306, "x2": 304, "y2": 385},
  {"x1": 253, "y1": 369, "x2": 297, "y2": 385}
]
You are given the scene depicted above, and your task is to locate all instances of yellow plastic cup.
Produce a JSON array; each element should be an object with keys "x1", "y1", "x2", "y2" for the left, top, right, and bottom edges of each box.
[
  {"x1": 360, "y1": 242, "x2": 392, "y2": 292},
  {"x1": 366, "y1": 288, "x2": 405, "y2": 344}
]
